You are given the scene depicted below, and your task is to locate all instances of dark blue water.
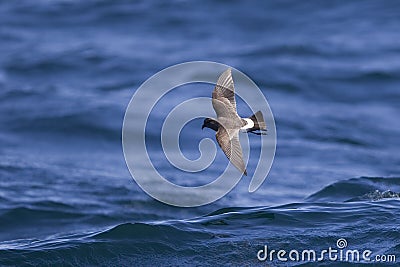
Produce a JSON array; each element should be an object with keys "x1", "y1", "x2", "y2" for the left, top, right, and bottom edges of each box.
[{"x1": 1, "y1": 0, "x2": 399, "y2": 266}]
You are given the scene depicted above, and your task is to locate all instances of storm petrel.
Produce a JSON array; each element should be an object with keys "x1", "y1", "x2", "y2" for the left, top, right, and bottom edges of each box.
[{"x1": 202, "y1": 68, "x2": 267, "y2": 175}]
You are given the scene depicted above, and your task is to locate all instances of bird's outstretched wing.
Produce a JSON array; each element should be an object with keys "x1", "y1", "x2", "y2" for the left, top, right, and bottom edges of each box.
[
  {"x1": 216, "y1": 127, "x2": 247, "y2": 176},
  {"x1": 211, "y1": 98, "x2": 241, "y2": 122},
  {"x1": 212, "y1": 68, "x2": 236, "y2": 111},
  {"x1": 212, "y1": 69, "x2": 242, "y2": 126}
]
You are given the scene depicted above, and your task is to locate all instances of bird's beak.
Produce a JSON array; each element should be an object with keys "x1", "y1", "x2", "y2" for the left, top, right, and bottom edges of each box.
[{"x1": 201, "y1": 124, "x2": 205, "y2": 130}]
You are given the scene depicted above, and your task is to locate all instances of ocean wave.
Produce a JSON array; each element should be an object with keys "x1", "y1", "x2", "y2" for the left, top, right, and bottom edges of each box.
[
  {"x1": 306, "y1": 176, "x2": 400, "y2": 202},
  {"x1": 13, "y1": 113, "x2": 119, "y2": 139},
  {"x1": 0, "y1": 206, "x2": 84, "y2": 226},
  {"x1": 1, "y1": 180, "x2": 400, "y2": 266},
  {"x1": 351, "y1": 190, "x2": 400, "y2": 202},
  {"x1": 4, "y1": 45, "x2": 119, "y2": 76},
  {"x1": 328, "y1": 69, "x2": 400, "y2": 83},
  {"x1": 93, "y1": 222, "x2": 212, "y2": 241}
]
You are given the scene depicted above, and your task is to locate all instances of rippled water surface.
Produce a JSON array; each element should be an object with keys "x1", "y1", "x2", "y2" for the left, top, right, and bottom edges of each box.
[{"x1": 0, "y1": 0, "x2": 399, "y2": 266}]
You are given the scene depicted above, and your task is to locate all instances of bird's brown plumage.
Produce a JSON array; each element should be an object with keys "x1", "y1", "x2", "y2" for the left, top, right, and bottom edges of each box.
[{"x1": 212, "y1": 68, "x2": 247, "y2": 175}]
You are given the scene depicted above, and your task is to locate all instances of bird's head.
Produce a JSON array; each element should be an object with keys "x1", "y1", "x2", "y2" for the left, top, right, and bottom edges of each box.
[{"x1": 202, "y1": 118, "x2": 220, "y2": 131}]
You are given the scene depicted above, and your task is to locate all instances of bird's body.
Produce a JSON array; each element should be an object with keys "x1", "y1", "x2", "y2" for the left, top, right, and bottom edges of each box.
[{"x1": 202, "y1": 68, "x2": 267, "y2": 175}]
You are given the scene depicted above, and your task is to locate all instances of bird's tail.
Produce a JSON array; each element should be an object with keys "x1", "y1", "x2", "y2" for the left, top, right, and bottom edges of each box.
[{"x1": 248, "y1": 111, "x2": 267, "y2": 131}]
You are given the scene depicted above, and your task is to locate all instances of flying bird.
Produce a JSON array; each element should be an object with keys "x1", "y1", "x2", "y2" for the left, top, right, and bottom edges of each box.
[{"x1": 202, "y1": 68, "x2": 267, "y2": 176}]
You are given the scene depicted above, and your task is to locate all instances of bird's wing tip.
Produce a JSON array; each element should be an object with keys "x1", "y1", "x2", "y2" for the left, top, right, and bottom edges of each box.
[{"x1": 223, "y1": 68, "x2": 232, "y2": 75}]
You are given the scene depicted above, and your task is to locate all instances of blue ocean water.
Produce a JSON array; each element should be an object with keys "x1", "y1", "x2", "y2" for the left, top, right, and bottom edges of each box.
[{"x1": 0, "y1": 0, "x2": 399, "y2": 266}]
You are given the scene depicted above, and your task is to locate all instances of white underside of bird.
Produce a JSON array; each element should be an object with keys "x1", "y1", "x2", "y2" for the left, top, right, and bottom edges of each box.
[{"x1": 240, "y1": 118, "x2": 255, "y2": 132}]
